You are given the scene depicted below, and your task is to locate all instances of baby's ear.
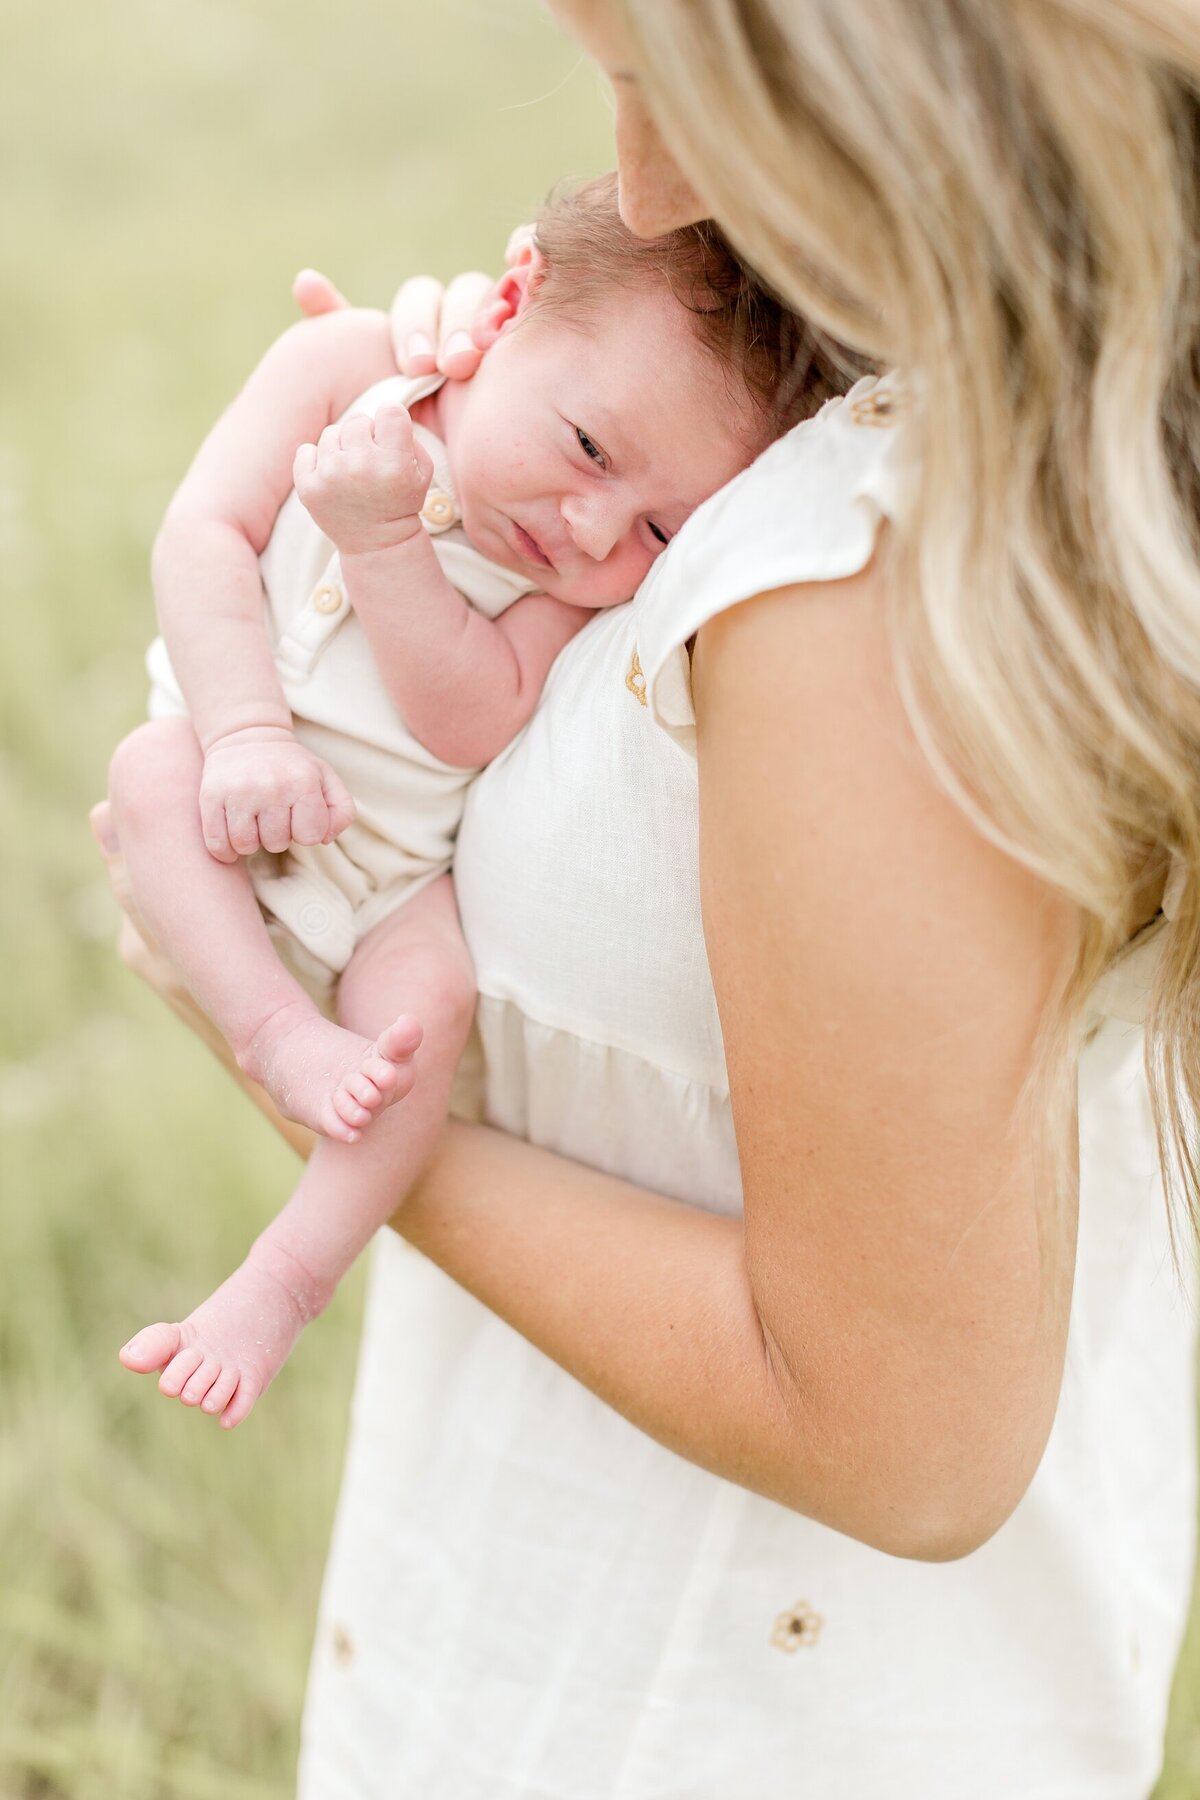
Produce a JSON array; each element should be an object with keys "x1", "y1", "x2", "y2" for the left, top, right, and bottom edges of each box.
[{"x1": 473, "y1": 247, "x2": 548, "y2": 351}]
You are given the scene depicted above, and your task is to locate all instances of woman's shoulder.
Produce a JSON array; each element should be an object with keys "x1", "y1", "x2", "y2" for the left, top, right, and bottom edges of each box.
[{"x1": 635, "y1": 372, "x2": 914, "y2": 748}]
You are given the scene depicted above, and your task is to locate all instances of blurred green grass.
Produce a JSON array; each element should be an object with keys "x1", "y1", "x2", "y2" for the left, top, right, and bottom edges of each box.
[
  {"x1": 1, "y1": 1, "x2": 1197, "y2": 1794},
  {"x1": 1, "y1": 2, "x2": 611, "y2": 1792}
]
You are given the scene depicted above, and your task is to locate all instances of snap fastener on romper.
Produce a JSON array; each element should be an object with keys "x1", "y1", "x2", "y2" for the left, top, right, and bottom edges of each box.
[
  {"x1": 313, "y1": 582, "x2": 344, "y2": 615},
  {"x1": 421, "y1": 489, "x2": 457, "y2": 529}
]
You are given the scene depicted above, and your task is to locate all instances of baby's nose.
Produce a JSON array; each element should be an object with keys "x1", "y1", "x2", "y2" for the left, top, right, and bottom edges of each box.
[{"x1": 561, "y1": 492, "x2": 627, "y2": 562}]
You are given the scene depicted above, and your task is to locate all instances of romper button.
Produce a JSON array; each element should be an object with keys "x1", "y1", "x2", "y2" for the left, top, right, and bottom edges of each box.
[
  {"x1": 313, "y1": 582, "x2": 343, "y2": 615},
  {"x1": 421, "y1": 489, "x2": 457, "y2": 530}
]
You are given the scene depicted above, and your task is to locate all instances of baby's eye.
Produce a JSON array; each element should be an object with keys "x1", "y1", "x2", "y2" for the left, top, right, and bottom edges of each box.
[
  {"x1": 648, "y1": 522, "x2": 670, "y2": 547},
  {"x1": 575, "y1": 427, "x2": 606, "y2": 468}
]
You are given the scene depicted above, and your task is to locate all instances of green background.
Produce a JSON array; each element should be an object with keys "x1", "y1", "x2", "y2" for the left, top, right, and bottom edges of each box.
[{"x1": 1, "y1": 0, "x2": 1196, "y2": 1792}]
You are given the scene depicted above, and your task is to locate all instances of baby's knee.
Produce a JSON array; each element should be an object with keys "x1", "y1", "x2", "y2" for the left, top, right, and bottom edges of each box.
[
  {"x1": 337, "y1": 937, "x2": 477, "y2": 1047},
  {"x1": 108, "y1": 719, "x2": 201, "y2": 830},
  {"x1": 420, "y1": 950, "x2": 478, "y2": 1046}
]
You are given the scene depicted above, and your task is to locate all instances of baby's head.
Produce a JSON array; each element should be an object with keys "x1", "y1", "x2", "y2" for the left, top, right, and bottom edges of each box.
[{"x1": 440, "y1": 174, "x2": 842, "y2": 608}]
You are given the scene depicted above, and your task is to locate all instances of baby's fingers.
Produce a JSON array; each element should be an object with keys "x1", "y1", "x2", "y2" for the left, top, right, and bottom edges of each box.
[
  {"x1": 199, "y1": 794, "x2": 237, "y2": 864},
  {"x1": 338, "y1": 412, "x2": 375, "y2": 452},
  {"x1": 224, "y1": 806, "x2": 263, "y2": 859},
  {"x1": 320, "y1": 766, "x2": 356, "y2": 842},
  {"x1": 289, "y1": 787, "x2": 331, "y2": 848},
  {"x1": 256, "y1": 804, "x2": 293, "y2": 855},
  {"x1": 293, "y1": 442, "x2": 318, "y2": 489},
  {"x1": 372, "y1": 405, "x2": 415, "y2": 456}
]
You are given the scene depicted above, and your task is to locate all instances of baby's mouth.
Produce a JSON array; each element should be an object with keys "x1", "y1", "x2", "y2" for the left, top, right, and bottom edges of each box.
[{"x1": 511, "y1": 520, "x2": 554, "y2": 570}]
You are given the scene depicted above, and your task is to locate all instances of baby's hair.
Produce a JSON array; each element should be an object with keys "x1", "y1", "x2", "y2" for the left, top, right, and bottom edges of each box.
[{"x1": 532, "y1": 172, "x2": 873, "y2": 440}]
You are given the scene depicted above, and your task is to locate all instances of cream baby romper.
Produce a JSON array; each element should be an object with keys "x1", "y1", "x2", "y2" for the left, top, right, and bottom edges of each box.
[{"x1": 145, "y1": 373, "x2": 535, "y2": 986}]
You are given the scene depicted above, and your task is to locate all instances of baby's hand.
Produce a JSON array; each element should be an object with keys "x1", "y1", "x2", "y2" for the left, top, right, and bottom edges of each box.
[
  {"x1": 199, "y1": 727, "x2": 355, "y2": 862},
  {"x1": 293, "y1": 407, "x2": 435, "y2": 556}
]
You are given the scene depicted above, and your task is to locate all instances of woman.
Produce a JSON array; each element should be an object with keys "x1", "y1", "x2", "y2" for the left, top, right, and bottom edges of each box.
[{"x1": 102, "y1": 1, "x2": 1200, "y2": 1793}]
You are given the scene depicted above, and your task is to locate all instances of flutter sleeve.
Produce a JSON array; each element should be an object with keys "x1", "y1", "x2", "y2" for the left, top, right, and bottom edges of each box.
[{"x1": 634, "y1": 374, "x2": 913, "y2": 755}]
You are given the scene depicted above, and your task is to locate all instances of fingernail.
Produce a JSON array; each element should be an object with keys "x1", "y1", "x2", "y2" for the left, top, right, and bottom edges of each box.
[
  {"x1": 442, "y1": 331, "x2": 474, "y2": 366},
  {"x1": 406, "y1": 332, "x2": 434, "y2": 366},
  {"x1": 121, "y1": 1335, "x2": 142, "y2": 1356}
]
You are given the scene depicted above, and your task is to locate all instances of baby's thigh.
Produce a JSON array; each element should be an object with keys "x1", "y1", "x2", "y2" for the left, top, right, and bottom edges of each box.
[
  {"x1": 107, "y1": 718, "x2": 202, "y2": 825},
  {"x1": 336, "y1": 874, "x2": 476, "y2": 1050}
]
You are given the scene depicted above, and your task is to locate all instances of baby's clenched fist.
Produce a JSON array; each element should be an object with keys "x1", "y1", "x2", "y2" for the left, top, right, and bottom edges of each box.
[
  {"x1": 293, "y1": 407, "x2": 435, "y2": 555},
  {"x1": 199, "y1": 727, "x2": 355, "y2": 862}
]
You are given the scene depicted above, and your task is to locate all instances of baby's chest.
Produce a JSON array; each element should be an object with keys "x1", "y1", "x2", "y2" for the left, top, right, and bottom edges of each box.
[{"x1": 454, "y1": 607, "x2": 727, "y2": 1089}]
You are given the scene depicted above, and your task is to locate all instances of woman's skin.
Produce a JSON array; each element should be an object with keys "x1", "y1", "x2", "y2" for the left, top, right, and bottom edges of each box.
[{"x1": 104, "y1": 0, "x2": 1080, "y2": 1557}]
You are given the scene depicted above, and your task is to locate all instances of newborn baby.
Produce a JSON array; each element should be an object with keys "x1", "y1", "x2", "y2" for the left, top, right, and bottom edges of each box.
[{"x1": 109, "y1": 174, "x2": 817, "y2": 1426}]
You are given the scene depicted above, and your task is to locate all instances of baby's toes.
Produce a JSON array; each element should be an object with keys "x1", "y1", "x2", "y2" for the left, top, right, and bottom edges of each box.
[
  {"x1": 328, "y1": 1083, "x2": 371, "y2": 1137},
  {"x1": 344, "y1": 1068, "x2": 387, "y2": 1112},
  {"x1": 120, "y1": 1320, "x2": 183, "y2": 1374},
  {"x1": 201, "y1": 1365, "x2": 242, "y2": 1417},
  {"x1": 219, "y1": 1372, "x2": 263, "y2": 1431},
  {"x1": 359, "y1": 1053, "x2": 399, "y2": 1100},
  {"x1": 378, "y1": 1016, "x2": 423, "y2": 1065},
  {"x1": 159, "y1": 1345, "x2": 206, "y2": 1399},
  {"x1": 180, "y1": 1354, "x2": 223, "y2": 1407}
]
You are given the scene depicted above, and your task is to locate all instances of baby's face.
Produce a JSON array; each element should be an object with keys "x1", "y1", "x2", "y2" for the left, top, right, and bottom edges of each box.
[{"x1": 440, "y1": 284, "x2": 763, "y2": 607}]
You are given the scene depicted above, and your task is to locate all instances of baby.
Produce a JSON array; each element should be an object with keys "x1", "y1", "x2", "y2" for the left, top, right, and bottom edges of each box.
[{"x1": 110, "y1": 175, "x2": 820, "y2": 1427}]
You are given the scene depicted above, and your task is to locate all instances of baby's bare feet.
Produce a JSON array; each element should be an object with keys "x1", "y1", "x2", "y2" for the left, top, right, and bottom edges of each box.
[
  {"x1": 119, "y1": 1242, "x2": 329, "y2": 1428},
  {"x1": 239, "y1": 1000, "x2": 422, "y2": 1143}
]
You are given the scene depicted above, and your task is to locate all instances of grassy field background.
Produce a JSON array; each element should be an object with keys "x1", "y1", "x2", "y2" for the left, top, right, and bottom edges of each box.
[{"x1": 2, "y1": 0, "x2": 1198, "y2": 1793}]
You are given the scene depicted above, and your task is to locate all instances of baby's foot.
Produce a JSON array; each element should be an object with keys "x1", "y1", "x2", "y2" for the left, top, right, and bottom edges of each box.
[
  {"x1": 239, "y1": 1001, "x2": 422, "y2": 1143},
  {"x1": 119, "y1": 1242, "x2": 326, "y2": 1429}
]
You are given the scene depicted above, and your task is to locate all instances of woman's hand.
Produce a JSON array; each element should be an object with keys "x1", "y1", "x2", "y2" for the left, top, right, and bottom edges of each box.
[{"x1": 292, "y1": 226, "x2": 538, "y2": 383}]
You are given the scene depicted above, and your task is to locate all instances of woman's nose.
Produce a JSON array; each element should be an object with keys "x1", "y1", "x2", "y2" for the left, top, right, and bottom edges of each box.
[{"x1": 560, "y1": 492, "x2": 628, "y2": 562}]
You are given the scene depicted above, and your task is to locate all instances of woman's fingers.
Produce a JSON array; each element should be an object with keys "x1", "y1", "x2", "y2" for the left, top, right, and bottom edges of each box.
[
  {"x1": 504, "y1": 223, "x2": 538, "y2": 269},
  {"x1": 388, "y1": 271, "x2": 496, "y2": 380},
  {"x1": 389, "y1": 275, "x2": 445, "y2": 376},
  {"x1": 293, "y1": 268, "x2": 349, "y2": 318},
  {"x1": 439, "y1": 271, "x2": 495, "y2": 376}
]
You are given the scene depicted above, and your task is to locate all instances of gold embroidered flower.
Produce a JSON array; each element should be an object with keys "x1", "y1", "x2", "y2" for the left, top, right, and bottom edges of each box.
[
  {"x1": 625, "y1": 650, "x2": 648, "y2": 706},
  {"x1": 850, "y1": 386, "x2": 906, "y2": 428},
  {"x1": 771, "y1": 1601, "x2": 823, "y2": 1653}
]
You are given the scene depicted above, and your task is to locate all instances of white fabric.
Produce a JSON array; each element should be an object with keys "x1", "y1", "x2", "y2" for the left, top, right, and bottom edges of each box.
[
  {"x1": 146, "y1": 373, "x2": 535, "y2": 975},
  {"x1": 299, "y1": 376, "x2": 1198, "y2": 1800}
]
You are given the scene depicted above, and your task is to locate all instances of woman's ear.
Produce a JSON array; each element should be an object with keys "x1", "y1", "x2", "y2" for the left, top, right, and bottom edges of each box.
[{"x1": 472, "y1": 247, "x2": 547, "y2": 351}]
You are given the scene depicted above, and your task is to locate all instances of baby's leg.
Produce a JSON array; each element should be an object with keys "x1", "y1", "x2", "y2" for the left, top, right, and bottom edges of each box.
[
  {"x1": 120, "y1": 876, "x2": 476, "y2": 1428},
  {"x1": 107, "y1": 719, "x2": 421, "y2": 1142}
]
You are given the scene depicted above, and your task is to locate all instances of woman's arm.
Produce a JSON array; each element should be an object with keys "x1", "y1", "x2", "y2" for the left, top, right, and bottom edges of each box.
[
  {"x1": 103, "y1": 552, "x2": 1075, "y2": 1557},
  {"x1": 395, "y1": 558, "x2": 1078, "y2": 1561}
]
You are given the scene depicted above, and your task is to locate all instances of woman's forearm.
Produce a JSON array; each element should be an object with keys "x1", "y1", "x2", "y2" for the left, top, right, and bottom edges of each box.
[
  {"x1": 396, "y1": 1122, "x2": 797, "y2": 1491},
  {"x1": 395, "y1": 1120, "x2": 1017, "y2": 1560}
]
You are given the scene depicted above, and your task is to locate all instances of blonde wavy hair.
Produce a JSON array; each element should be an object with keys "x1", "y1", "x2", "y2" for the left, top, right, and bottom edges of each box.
[{"x1": 613, "y1": 0, "x2": 1200, "y2": 1234}]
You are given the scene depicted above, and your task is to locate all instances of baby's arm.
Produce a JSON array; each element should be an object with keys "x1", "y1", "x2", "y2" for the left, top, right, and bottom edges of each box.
[
  {"x1": 153, "y1": 309, "x2": 400, "y2": 856},
  {"x1": 295, "y1": 408, "x2": 590, "y2": 769}
]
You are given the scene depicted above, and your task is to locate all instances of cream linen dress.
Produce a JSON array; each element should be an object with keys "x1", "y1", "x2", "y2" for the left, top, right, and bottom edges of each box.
[{"x1": 298, "y1": 378, "x2": 1198, "y2": 1800}]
